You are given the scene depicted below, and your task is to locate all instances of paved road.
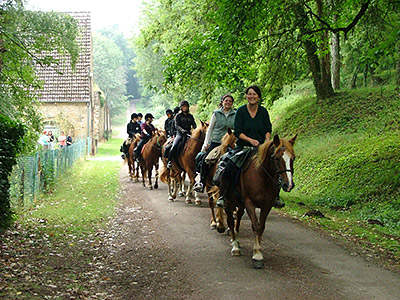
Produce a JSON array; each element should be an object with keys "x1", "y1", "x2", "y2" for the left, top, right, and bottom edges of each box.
[{"x1": 121, "y1": 165, "x2": 400, "y2": 300}]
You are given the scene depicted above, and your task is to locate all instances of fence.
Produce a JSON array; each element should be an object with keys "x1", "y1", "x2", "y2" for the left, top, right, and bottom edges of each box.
[{"x1": 9, "y1": 139, "x2": 88, "y2": 209}]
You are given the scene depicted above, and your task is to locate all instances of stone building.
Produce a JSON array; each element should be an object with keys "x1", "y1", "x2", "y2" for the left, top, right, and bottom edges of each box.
[{"x1": 35, "y1": 11, "x2": 109, "y2": 154}]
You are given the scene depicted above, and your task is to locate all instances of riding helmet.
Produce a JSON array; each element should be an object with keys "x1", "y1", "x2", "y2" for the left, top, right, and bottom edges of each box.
[
  {"x1": 145, "y1": 113, "x2": 154, "y2": 121},
  {"x1": 131, "y1": 113, "x2": 138, "y2": 120},
  {"x1": 179, "y1": 100, "x2": 189, "y2": 108},
  {"x1": 166, "y1": 109, "x2": 173, "y2": 115}
]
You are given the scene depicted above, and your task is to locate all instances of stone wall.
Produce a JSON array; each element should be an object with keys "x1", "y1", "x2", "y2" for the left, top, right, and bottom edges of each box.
[{"x1": 40, "y1": 102, "x2": 89, "y2": 140}]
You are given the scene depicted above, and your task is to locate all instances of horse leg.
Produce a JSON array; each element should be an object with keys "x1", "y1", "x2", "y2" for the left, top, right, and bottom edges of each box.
[
  {"x1": 141, "y1": 164, "x2": 146, "y2": 187},
  {"x1": 208, "y1": 190, "x2": 217, "y2": 230},
  {"x1": 133, "y1": 162, "x2": 139, "y2": 183},
  {"x1": 235, "y1": 206, "x2": 245, "y2": 233},
  {"x1": 147, "y1": 165, "x2": 153, "y2": 190},
  {"x1": 178, "y1": 174, "x2": 185, "y2": 197},
  {"x1": 216, "y1": 207, "x2": 226, "y2": 233},
  {"x1": 154, "y1": 162, "x2": 159, "y2": 189},
  {"x1": 226, "y1": 205, "x2": 240, "y2": 256},
  {"x1": 185, "y1": 178, "x2": 193, "y2": 204}
]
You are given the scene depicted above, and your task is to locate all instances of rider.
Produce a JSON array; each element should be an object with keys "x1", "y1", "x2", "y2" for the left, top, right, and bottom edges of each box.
[
  {"x1": 193, "y1": 94, "x2": 236, "y2": 193},
  {"x1": 166, "y1": 100, "x2": 196, "y2": 169},
  {"x1": 216, "y1": 85, "x2": 284, "y2": 209},
  {"x1": 133, "y1": 113, "x2": 156, "y2": 160},
  {"x1": 137, "y1": 113, "x2": 144, "y2": 128},
  {"x1": 164, "y1": 108, "x2": 175, "y2": 138},
  {"x1": 120, "y1": 113, "x2": 141, "y2": 159}
]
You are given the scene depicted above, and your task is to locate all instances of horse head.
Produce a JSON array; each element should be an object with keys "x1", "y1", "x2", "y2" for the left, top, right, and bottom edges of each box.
[
  {"x1": 221, "y1": 127, "x2": 236, "y2": 150},
  {"x1": 271, "y1": 134, "x2": 297, "y2": 192},
  {"x1": 255, "y1": 134, "x2": 297, "y2": 192}
]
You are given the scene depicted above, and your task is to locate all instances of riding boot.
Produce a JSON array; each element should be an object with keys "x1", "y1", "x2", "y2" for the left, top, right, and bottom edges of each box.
[{"x1": 216, "y1": 179, "x2": 230, "y2": 208}]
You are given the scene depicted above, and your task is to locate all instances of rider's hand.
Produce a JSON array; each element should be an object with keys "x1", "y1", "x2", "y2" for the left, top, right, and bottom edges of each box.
[{"x1": 250, "y1": 139, "x2": 260, "y2": 147}]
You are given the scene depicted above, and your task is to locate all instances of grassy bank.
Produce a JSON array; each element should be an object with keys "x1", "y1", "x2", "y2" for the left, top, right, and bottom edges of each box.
[
  {"x1": 271, "y1": 83, "x2": 400, "y2": 265},
  {"x1": 0, "y1": 138, "x2": 124, "y2": 299}
]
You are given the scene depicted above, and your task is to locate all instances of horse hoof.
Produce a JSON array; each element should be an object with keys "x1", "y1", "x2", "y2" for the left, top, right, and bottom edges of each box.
[
  {"x1": 154, "y1": 184, "x2": 158, "y2": 189},
  {"x1": 210, "y1": 224, "x2": 217, "y2": 230},
  {"x1": 216, "y1": 226, "x2": 225, "y2": 234},
  {"x1": 252, "y1": 259, "x2": 264, "y2": 269},
  {"x1": 132, "y1": 179, "x2": 137, "y2": 183},
  {"x1": 226, "y1": 228, "x2": 231, "y2": 236},
  {"x1": 231, "y1": 249, "x2": 241, "y2": 256},
  {"x1": 178, "y1": 192, "x2": 185, "y2": 197},
  {"x1": 185, "y1": 199, "x2": 192, "y2": 204},
  {"x1": 195, "y1": 200, "x2": 202, "y2": 205},
  {"x1": 148, "y1": 186, "x2": 153, "y2": 190},
  {"x1": 168, "y1": 197, "x2": 175, "y2": 202}
]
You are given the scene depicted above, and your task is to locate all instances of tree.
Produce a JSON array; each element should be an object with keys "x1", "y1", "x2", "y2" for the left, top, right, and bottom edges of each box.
[
  {"x1": 93, "y1": 32, "x2": 127, "y2": 116},
  {"x1": 135, "y1": 0, "x2": 378, "y2": 105},
  {"x1": 0, "y1": 1, "x2": 80, "y2": 151}
]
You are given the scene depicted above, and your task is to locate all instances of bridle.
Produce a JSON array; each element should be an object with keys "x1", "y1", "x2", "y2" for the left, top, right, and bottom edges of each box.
[{"x1": 261, "y1": 144, "x2": 293, "y2": 189}]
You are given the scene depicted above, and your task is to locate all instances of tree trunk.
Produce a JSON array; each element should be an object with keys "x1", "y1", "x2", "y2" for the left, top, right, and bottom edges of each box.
[
  {"x1": 331, "y1": 28, "x2": 340, "y2": 90},
  {"x1": 396, "y1": 41, "x2": 400, "y2": 86},
  {"x1": 296, "y1": 5, "x2": 334, "y2": 100},
  {"x1": 350, "y1": 64, "x2": 361, "y2": 89},
  {"x1": 364, "y1": 64, "x2": 368, "y2": 87}
]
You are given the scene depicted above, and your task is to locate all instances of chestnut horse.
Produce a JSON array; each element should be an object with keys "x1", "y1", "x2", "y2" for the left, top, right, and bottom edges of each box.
[
  {"x1": 139, "y1": 132, "x2": 167, "y2": 190},
  {"x1": 126, "y1": 134, "x2": 141, "y2": 182},
  {"x1": 160, "y1": 121, "x2": 208, "y2": 204},
  {"x1": 204, "y1": 128, "x2": 236, "y2": 231},
  {"x1": 221, "y1": 134, "x2": 297, "y2": 268}
]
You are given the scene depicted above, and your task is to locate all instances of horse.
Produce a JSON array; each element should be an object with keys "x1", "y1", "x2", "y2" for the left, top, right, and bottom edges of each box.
[
  {"x1": 218, "y1": 134, "x2": 297, "y2": 269},
  {"x1": 126, "y1": 134, "x2": 141, "y2": 182},
  {"x1": 160, "y1": 121, "x2": 208, "y2": 204},
  {"x1": 204, "y1": 128, "x2": 236, "y2": 231},
  {"x1": 139, "y1": 131, "x2": 168, "y2": 190}
]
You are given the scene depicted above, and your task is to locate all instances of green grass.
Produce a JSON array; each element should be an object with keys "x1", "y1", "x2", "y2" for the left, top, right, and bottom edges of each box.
[
  {"x1": 23, "y1": 138, "x2": 122, "y2": 237},
  {"x1": 96, "y1": 137, "x2": 124, "y2": 157},
  {"x1": 272, "y1": 84, "x2": 400, "y2": 262}
]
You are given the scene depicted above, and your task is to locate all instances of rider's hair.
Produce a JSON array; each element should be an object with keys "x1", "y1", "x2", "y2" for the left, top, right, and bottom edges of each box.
[
  {"x1": 219, "y1": 93, "x2": 234, "y2": 108},
  {"x1": 245, "y1": 85, "x2": 262, "y2": 99}
]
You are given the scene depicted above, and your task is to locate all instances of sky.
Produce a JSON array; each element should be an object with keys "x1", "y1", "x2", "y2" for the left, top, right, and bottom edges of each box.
[{"x1": 26, "y1": 0, "x2": 144, "y2": 37}]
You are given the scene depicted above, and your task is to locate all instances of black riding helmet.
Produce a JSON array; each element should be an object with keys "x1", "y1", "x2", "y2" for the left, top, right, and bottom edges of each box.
[
  {"x1": 179, "y1": 100, "x2": 189, "y2": 108},
  {"x1": 166, "y1": 109, "x2": 173, "y2": 115},
  {"x1": 145, "y1": 113, "x2": 154, "y2": 121},
  {"x1": 131, "y1": 113, "x2": 138, "y2": 120}
]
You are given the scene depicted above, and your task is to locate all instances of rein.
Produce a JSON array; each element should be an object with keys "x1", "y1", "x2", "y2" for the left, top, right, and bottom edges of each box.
[{"x1": 260, "y1": 145, "x2": 292, "y2": 189}]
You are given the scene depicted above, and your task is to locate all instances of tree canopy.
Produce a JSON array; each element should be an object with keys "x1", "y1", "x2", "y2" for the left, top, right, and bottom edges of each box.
[
  {"x1": 133, "y1": 0, "x2": 400, "y2": 111},
  {"x1": 0, "y1": 1, "x2": 80, "y2": 151}
]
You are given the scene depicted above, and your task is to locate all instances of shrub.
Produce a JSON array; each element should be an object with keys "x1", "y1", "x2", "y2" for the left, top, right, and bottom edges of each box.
[{"x1": 0, "y1": 114, "x2": 24, "y2": 229}]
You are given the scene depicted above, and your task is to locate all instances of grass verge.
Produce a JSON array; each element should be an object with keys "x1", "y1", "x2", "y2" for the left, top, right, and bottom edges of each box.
[{"x1": 0, "y1": 138, "x2": 123, "y2": 299}]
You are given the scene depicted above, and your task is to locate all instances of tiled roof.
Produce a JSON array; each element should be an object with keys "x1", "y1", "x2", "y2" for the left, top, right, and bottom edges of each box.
[{"x1": 36, "y1": 12, "x2": 92, "y2": 103}]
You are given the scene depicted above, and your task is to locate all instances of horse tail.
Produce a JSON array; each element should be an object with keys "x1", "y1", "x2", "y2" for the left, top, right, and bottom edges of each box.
[{"x1": 159, "y1": 165, "x2": 168, "y2": 183}]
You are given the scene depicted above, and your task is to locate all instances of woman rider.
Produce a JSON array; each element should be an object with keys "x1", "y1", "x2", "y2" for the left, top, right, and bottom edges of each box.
[
  {"x1": 167, "y1": 100, "x2": 196, "y2": 169},
  {"x1": 133, "y1": 113, "x2": 156, "y2": 160},
  {"x1": 193, "y1": 94, "x2": 236, "y2": 193},
  {"x1": 216, "y1": 85, "x2": 284, "y2": 208}
]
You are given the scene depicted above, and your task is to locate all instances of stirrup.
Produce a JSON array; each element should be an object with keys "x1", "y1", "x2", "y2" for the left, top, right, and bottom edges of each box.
[
  {"x1": 167, "y1": 161, "x2": 172, "y2": 169},
  {"x1": 193, "y1": 182, "x2": 203, "y2": 193},
  {"x1": 216, "y1": 196, "x2": 226, "y2": 208},
  {"x1": 273, "y1": 197, "x2": 285, "y2": 208}
]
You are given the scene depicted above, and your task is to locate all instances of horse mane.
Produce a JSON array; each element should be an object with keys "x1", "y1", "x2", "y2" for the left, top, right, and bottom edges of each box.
[
  {"x1": 191, "y1": 122, "x2": 207, "y2": 139},
  {"x1": 221, "y1": 131, "x2": 235, "y2": 153},
  {"x1": 253, "y1": 138, "x2": 295, "y2": 169}
]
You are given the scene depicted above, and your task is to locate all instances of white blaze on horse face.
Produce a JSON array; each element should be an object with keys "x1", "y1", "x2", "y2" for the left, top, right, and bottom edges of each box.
[{"x1": 283, "y1": 151, "x2": 293, "y2": 190}]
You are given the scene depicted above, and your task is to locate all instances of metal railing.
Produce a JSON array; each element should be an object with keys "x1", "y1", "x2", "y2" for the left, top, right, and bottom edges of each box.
[{"x1": 9, "y1": 139, "x2": 88, "y2": 209}]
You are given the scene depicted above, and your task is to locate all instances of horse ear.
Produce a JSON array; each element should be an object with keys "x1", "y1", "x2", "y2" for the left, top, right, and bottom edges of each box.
[
  {"x1": 289, "y1": 134, "x2": 297, "y2": 145},
  {"x1": 200, "y1": 120, "x2": 205, "y2": 127},
  {"x1": 273, "y1": 134, "x2": 280, "y2": 147},
  {"x1": 227, "y1": 127, "x2": 232, "y2": 135}
]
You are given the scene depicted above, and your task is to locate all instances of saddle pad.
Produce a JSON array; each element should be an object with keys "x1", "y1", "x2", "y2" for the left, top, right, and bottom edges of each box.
[{"x1": 204, "y1": 146, "x2": 223, "y2": 165}]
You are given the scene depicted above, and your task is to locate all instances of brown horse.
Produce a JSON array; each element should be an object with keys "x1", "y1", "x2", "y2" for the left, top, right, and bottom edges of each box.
[
  {"x1": 160, "y1": 121, "x2": 208, "y2": 204},
  {"x1": 139, "y1": 131, "x2": 167, "y2": 190},
  {"x1": 126, "y1": 134, "x2": 141, "y2": 182},
  {"x1": 221, "y1": 134, "x2": 297, "y2": 268},
  {"x1": 204, "y1": 128, "x2": 236, "y2": 231}
]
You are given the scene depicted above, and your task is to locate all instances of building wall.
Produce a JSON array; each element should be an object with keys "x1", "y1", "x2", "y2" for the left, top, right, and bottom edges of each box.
[{"x1": 40, "y1": 102, "x2": 89, "y2": 140}]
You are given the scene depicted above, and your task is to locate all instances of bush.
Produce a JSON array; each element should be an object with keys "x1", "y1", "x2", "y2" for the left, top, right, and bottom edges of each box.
[{"x1": 0, "y1": 114, "x2": 24, "y2": 229}]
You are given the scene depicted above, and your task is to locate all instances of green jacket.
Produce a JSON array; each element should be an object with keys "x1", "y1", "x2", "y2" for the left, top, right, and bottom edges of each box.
[{"x1": 210, "y1": 108, "x2": 236, "y2": 143}]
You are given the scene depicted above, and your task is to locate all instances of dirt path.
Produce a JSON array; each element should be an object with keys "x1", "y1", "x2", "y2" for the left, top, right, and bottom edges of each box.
[{"x1": 111, "y1": 165, "x2": 400, "y2": 300}]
